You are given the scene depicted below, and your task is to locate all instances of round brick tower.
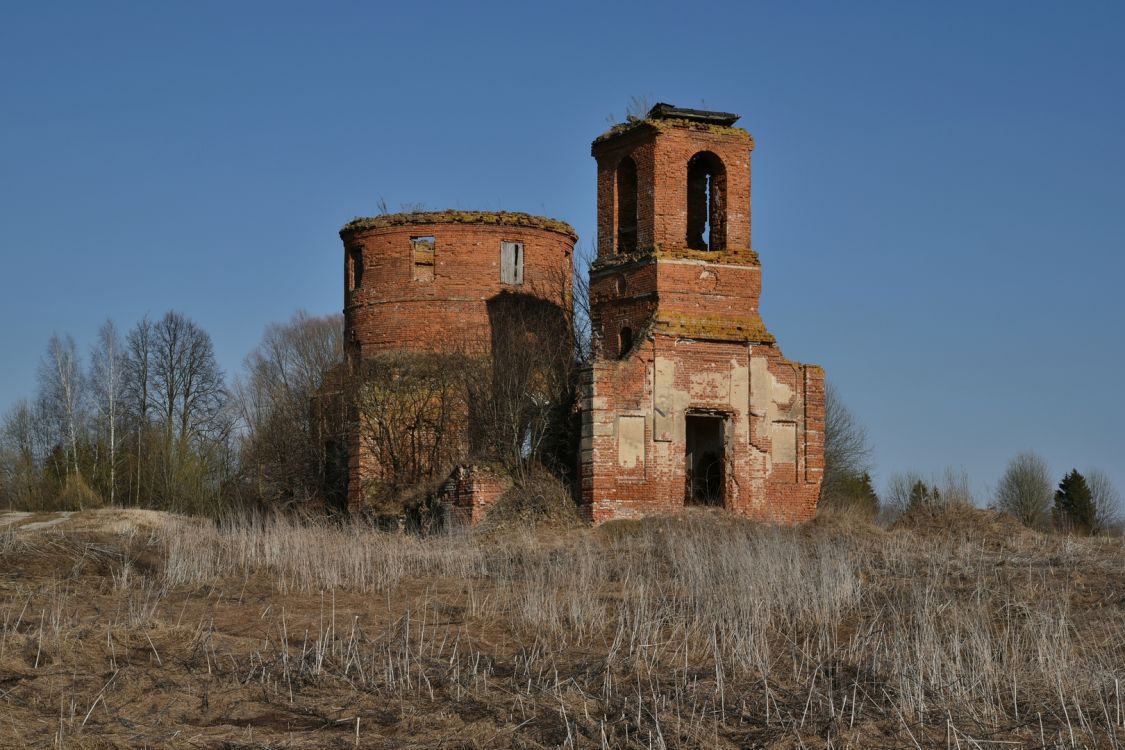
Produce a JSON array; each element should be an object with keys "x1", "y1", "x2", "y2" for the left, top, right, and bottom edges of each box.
[
  {"x1": 339, "y1": 211, "x2": 576, "y2": 359},
  {"x1": 338, "y1": 210, "x2": 576, "y2": 511}
]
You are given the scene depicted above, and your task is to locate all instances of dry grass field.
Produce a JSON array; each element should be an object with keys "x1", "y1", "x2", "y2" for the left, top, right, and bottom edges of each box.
[{"x1": 1, "y1": 505, "x2": 1124, "y2": 749}]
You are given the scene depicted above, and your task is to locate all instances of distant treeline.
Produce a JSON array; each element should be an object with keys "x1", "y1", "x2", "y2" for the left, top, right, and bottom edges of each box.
[
  {"x1": 3, "y1": 306, "x2": 1119, "y2": 533},
  {"x1": 818, "y1": 386, "x2": 1121, "y2": 534},
  {"x1": 0, "y1": 310, "x2": 344, "y2": 515}
]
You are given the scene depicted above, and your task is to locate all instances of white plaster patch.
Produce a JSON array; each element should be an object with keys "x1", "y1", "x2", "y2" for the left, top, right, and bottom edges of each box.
[
  {"x1": 728, "y1": 358, "x2": 749, "y2": 438},
  {"x1": 750, "y1": 356, "x2": 794, "y2": 421},
  {"x1": 689, "y1": 370, "x2": 730, "y2": 401},
  {"x1": 617, "y1": 415, "x2": 646, "y2": 469},
  {"x1": 771, "y1": 421, "x2": 797, "y2": 466},
  {"x1": 653, "y1": 357, "x2": 676, "y2": 441}
]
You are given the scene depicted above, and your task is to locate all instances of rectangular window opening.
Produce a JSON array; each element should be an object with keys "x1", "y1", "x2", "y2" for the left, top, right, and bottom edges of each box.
[
  {"x1": 500, "y1": 241, "x2": 524, "y2": 285},
  {"x1": 348, "y1": 246, "x2": 364, "y2": 290},
  {"x1": 411, "y1": 236, "x2": 435, "y2": 282}
]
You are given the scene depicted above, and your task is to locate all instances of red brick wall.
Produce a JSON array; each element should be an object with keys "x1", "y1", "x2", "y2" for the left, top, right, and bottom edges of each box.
[
  {"x1": 593, "y1": 121, "x2": 754, "y2": 258},
  {"x1": 579, "y1": 335, "x2": 823, "y2": 525},
  {"x1": 589, "y1": 260, "x2": 657, "y2": 358},
  {"x1": 341, "y1": 215, "x2": 575, "y2": 359},
  {"x1": 332, "y1": 113, "x2": 824, "y2": 527},
  {"x1": 436, "y1": 465, "x2": 512, "y2": 526},
  {"x1": 339, "y1": 213, "x2": 575, "y2": 511},
  {"x1": 582, "y1": 114, "x2": 825, "y2": 526}
]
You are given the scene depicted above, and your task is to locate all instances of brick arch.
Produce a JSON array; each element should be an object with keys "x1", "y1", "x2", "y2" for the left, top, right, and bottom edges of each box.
[
  {"x1": 686, "y1": 151, "x2": 727, "y2": 251},
  {"x1": 615, "y1": 155, "x2": 638, "y2": 254}
]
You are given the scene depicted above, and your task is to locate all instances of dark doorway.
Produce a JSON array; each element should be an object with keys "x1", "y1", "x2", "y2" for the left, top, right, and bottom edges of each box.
[{"x1": 685, "y1": 413, "x2": 725, "y2": 506}]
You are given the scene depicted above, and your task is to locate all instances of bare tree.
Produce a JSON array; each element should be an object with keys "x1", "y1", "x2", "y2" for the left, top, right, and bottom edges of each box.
[
  {"x1": 37, "y1": 333, "x2": 85, "y2": 477},
  {"x1": 246, "y1": 312, "x2": 343, "y2": 405},
  {"x1": 994, "y1": 451, "x2": 1053, "y2": 529},
  {"x1": 124, "y1": 316, "x2": 156, "y2": 504},
  {"x1": 881, "y1": 468, "x2": 972, "y2": 520},
  {"x1": 464, "y1": 267, "x2": 580, "y2": 478},
  {"x1": 90, "y1": 319, "x2": 125, "y2": 504},
  {"x1": 137, "y1": 311, "x2": 228, "y2": 510},
  {"x1": 571, "y1": 243, "x2": 594, "y2": 362},
  {"x1": 346, "y1": 261, "x2": 582, "y2": 514},
  {"x1": 0, "y1": 399, "x2": 49, "y2": 508},
  {"x1": 235, "y1": 311, "x2": 344, "y2": 506},
  {"x1": 151, "y1": 311, "x2": 226, "y2": 447},
  {"x1": 820, "y1": 382, "x2": 874, "y2": 511},
  {"x1": 883, "y1": 470, "x2": 929, "y2": 519},
  {"x1": 1086, "y1": 469, "x2": 1122, "y2": 534},
  {"x1": 352, "y1": 352, "x2": 466, "y2": 506}
]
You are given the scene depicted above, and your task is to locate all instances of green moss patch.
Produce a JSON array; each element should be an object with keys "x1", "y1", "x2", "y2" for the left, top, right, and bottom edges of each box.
[
  {"x1": 341, "y1": 210, "x2": 577, "y2": 240},
  {"x1": 653, "y1": 311, "x2": 775, "y2": 344},
  {"x1": 593, "y1": 117, "x2": 753, "y2": 146}
]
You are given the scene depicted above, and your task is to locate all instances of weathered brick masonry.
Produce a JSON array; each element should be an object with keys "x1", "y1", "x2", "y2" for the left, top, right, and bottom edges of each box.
[
  {"x1": 578, "y1": 104, "x2": 824, "y2": 523},
  {"x1": 340, "y1": 212, "x2": 576, "y2": 359},
  {"x1": 337, "y1": 103, "x2": 824, "y2": 524},
  {"x1": 339, "y1": 212, "x2": 576, "y2": 512}
]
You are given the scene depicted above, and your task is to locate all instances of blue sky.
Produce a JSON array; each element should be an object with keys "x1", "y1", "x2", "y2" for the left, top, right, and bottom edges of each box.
[{"x1": 2, "y1": 1, "x2": 1123, "y2": 499}]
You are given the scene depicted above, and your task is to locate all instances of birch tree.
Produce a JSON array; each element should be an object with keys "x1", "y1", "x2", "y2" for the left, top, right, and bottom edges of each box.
[
  {"x1": 37, "y1": 333, "x2": 85, "y2": 477},
  {"x1": 90, "y1": 319, "x2": 126, "y2": 504}
]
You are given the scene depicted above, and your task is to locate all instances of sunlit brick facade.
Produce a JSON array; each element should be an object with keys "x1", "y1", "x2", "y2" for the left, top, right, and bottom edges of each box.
[
  {"x1": 338, "y1": 212, "x2": 576, "y2": 512},
  {"x1": 336, "y1": 104, "x2": 824, "y2": 524},
  {"x1": 578, "y1": 104, "x2": 825, "y2": 523}
]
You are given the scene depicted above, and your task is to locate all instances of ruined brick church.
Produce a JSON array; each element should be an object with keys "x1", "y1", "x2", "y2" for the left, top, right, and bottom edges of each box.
[{"x1": 336, "y1": 103, "x2": 824, "y2": 524}]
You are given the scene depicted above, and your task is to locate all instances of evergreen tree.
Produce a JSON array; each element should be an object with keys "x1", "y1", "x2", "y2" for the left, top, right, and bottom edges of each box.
[
  {"x1": 826, "y1": 471, "x2": 880, "y2": 517},
  {"x1": 909, "y1": 480, "x2": 940, "y2": 511},
  {"x1": 1054, "y1": 469, "x2": 1096, "y2": 534}
]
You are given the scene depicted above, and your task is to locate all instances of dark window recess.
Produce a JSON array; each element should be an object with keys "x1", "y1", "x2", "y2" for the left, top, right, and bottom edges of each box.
[
  {"x1": 411, "y1": 236, "x2": 435, "y2": 282},
  {"x1": 618, "y1": 326, "x2": 633, "y2": 358},
  {"x1": 500, "y1": 241, "x2": 524, "y2": 285},
  {"x1": 348, "y1": 246, "x2": 364, "y2": 289},
  {"x1": 616, "y1": 156, "x2": 638, "y2": 253},
  {"x1": 686, "y1": 151, "x2": 727, "y2": 251}
]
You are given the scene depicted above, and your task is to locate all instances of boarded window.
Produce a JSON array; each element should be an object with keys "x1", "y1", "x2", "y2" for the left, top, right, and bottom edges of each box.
[
  {"x1": 348, "y1": 246, "x2": 364, "y2": 290},
  {"x1": 411, "y1": 236, "x2": 435, "y2": 282},
  {"x1": 500, "y1": 241, "x2": 524, "y2": 285}
]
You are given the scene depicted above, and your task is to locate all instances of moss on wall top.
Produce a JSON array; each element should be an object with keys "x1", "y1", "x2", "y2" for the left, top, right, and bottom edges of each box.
[
  {"x1": 592, "y1": 117, "x2": 753, "y2": 148},
  {"x1": 655, "y1": 246, "x2": 760, "y2": 265},
  {"x1": 590, "y1": 246, "x2": 760, "y2": 273},
  {"x1": 652, "y1": 311, "x2": 775, "y2": 344},
  {"x1": 341, "y1": 210, "x2": 578, "y2": 241}
]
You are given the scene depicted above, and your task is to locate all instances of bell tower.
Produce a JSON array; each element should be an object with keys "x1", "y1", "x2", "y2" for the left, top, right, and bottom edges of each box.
[
  {"x1": 589, "y1": 104, "x2": 768, "y2": 359},
  {"x1": 580, "y1": 103, "x2": 825, "y2": 525}
]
